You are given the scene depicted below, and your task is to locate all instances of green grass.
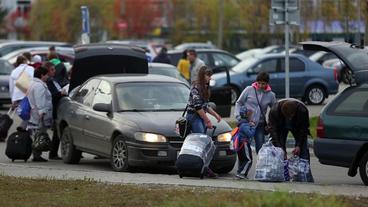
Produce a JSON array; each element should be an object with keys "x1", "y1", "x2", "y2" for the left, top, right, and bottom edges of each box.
[
  {"x1": 228, "y1": 116, "x2": 318, "y2": 139},
  {"x1": 0, "y1": 176, "x2": 365, "y2": 207}
]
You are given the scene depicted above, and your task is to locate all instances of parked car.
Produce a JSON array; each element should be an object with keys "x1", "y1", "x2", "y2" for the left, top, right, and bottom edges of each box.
[
  {"x1": 173, "y1": 42, "x2": 217, "y2": 50},
  {"x1": 57, "y1": 74, "x2": 235, "y2": 173},
  {"x1": 210, "y1": 53, "x2": 339, "y2": 105},
  {"x1": 57, "y1": 43, "x2": 236, "y2": 173},
  {"x1": 0, "y1": 40, "x2": 71, "y2": 57},
  {"x1": 309, "y1": 51, "x2": 338, "y2": 65},
  {"x1": 167, "y1": 49, "x2": 240, "y2": 73},
  {"x1": 322, "y1": 58, "x2": 354, "y2": 84},
  {"x1": 2, "y1": 46, "x2": 74, "y2": 66},
  {"x1": 148, "y1": 62, "x2": 188, "y2": 84},
  {"x1": 300, "y1": 41, "x2": 368, "y2": 186},
  {"x1": 0, "y1": 59, "x2": 13, "y2": 105}
]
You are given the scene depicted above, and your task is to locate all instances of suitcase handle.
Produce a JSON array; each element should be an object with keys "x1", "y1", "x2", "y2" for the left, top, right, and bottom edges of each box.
[{"x1": 204, "y1": 126, "x2": 216, "y2": 139}]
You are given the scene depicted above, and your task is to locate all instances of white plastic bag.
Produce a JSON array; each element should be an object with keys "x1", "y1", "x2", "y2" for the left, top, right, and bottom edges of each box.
[
  {"x1": 288, "y1": 156, "x2": 314, "y2": 182},
  {"x1": 254, "y1": 140, "x2": 285, "y2": 182}
]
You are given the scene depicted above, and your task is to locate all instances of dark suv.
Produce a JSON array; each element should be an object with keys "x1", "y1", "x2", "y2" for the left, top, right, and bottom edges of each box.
[{"x1": 301, "y1": 41, "x2": 368, "y2": 185}]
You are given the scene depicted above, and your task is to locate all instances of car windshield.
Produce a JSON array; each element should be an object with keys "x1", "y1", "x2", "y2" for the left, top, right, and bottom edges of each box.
[
  {"x1": 231, "y1": 57, "x2": 259, "y2": 73},
  {"x1": 116, "y1": 82, "x2": 189, "y2": 111}
]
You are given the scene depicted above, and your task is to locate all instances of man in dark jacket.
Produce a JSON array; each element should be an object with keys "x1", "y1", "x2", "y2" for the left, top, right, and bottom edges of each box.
[
  {"x1": 152, "y1": 47, "x2": 171, "y2": 64},
  {"x1": 268, "y1": 98, "x2": 311, "y2": 161}
]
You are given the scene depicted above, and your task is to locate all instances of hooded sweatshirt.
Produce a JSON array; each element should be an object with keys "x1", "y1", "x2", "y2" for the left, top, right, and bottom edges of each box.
[
  {"x1": 9, "y1": 63, "x2": 34, "y2": 102},
  {"x1": 234, "y1": 82, "x2": 276, "y2": 127}
]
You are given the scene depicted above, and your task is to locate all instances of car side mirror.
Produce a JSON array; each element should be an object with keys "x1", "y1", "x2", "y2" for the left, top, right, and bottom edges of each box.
[
  {"x1": 93, "y1": 103, "x2": 112, "y2": 113},
  {"x1": 208, "y1": 102, "x2": 216, "y2": 110}
]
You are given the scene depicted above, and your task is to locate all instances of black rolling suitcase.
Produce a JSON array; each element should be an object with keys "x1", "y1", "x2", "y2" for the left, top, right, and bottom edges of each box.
[
  {"x1": 176, "y1": 127, "x2": 216, "y2": 178},
  {"x1": 5, "y1": 130, "x2": 32, "y2": 162},
  {"x1": 0, "y1": 109, "x2": 14, "y2": 141}
]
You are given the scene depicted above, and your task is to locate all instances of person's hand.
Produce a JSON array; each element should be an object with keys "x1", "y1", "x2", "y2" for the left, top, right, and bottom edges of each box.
[
  {"x1": 215, "y1": 114, "x2": 221, "y2": 123},
  {"x1": 11, "y1": 102, "x2": 18, "y2": 110},
  {"x1": 205, "y1": 119, "x2": 213, "y2": 129},
  {"x1": 292, "y1": 146, "x2": 301, "y2": 156}
]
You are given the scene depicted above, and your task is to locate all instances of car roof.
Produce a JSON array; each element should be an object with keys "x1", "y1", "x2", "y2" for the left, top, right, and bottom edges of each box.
[
  {"x1": 148, "y1": 62, "x2": 176, "y2": 69},
  {"x1": 168, "y1": 48, "x2": 230, "y2": 54},
  {"x1": 0, "y1": 40, "x2": 69, "y2": 47},
  {"x1": 94, "y1": 74, "x2": 184, "y2": 84}
]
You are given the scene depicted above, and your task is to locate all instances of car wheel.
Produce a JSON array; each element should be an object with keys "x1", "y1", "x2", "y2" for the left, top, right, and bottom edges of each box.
[
  {"x1": 359, "y1": 151, "x2": 368, "y2": 186},
  {"x1": 214, "y1": 165, "x2": 235, "y2": 174},
  {"x1": 60, "y1": 126, "x2": 81, "y2": 164},
  {"x1": 230, "y1": 86, "x2": 240, "y2": 105},
  {"x1": 341, "y1": 69, "x2": 355, "y2": 85},
  {"x1": 110, "y1": 135, "x2": 130, "y2": 172},
  {"x1": 305, "y1": 85, "x2": 325, "y2": 105}
]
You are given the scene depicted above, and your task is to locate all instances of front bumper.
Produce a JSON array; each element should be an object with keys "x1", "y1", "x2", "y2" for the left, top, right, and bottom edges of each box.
[{"x1": 126, "y1": 139, "x2": 236, "y2": 168}]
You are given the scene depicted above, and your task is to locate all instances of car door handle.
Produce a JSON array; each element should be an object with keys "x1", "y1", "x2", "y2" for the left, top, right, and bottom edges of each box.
[{"x1": 85, "y1": 115, "x2": 90, "y2": 120}]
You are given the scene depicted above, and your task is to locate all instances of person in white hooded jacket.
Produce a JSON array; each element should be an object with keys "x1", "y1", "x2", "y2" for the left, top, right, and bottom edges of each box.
[{"x1": 9, "y1": 55, "x2": 34, "y2": 129}]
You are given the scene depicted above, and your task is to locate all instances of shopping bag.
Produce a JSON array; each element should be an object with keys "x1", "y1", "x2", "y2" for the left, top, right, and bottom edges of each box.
[
  {"x1": 32, "y1": 131, "x2": 51, "y2": 152},
  {"x1": 16, "y1": 96, "x2": 31, "y2": 121},
  {"x1": 15, "y1": 69, "x2": 32, "y2": 94},
  {"x1": 229, "y1": 127, "x2": 244, "y2": 152},
  {"x1": 254, "y1": 140, "x2": 285, "y2": 182},
  {"x1": 288, "y1": 156, "x2": 314, "y2": 182}
]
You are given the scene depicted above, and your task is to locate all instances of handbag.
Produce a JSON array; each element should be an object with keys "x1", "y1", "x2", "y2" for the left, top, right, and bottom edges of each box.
[
  {"x1": 254, "y1": 87, "x2": 269, "y2": 135},
  {"x1": 16, "y1": 96, "x2": 31, "y2": 121},
  {"x1": 32, "y1": 131, "x2": 51, "y2": 152},
  {"x1": 15, "y1": 66, "x2": 32, "y2": 94},
  {"x1": 175, "y1": 105, "x2": 191, "y2": 138}
]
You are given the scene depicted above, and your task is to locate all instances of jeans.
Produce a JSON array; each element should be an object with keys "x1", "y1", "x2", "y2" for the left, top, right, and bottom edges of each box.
[
  {"x1": 186, "y1": 112, "x2": 205, "y2": 134},
  {"x1": 254, "y1": 124, "x2": 266, "y2": 154}
]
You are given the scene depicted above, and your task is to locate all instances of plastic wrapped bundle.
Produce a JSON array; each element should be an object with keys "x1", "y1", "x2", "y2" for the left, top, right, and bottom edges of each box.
[
  {"x1": 178, "y1": 133, "x2": 216, "y2": 167},
  {"x1": 288, "y1": 156, "x2": 314, "y2": 182},
  {"x1": 254, "y1": 141, "x2": 285, "y2": 182}
]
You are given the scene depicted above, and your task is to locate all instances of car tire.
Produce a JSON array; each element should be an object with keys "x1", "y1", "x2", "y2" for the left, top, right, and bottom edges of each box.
[
  {"x1": 304, "y1": 85, "x2": 326, "y2": 105},
  {"x1": 359, "y1": 151, "x2": 368, "y2": 186},
  {"x1": 60, "y1": 126, "x2": 81, "y2": 164},
  {"x1": 341, "y1": 68, "x2": 355, "y2": 85},
  {"x1": 110, "y1": 135, "x2": 130, "y2": 172},
  {"x1": 214, "y1": 165, "x2": 235, "y2": 174},
  {"x1": 230, "y1": 86, "x2": 240, "y2": 105}
]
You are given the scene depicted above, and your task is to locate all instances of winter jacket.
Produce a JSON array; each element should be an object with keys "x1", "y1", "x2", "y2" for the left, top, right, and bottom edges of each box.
[
  {"x1": 27, "y1": 78, "x2": 53, "y2": 128},
  {"x1": 234, "y1": 82, "x2": 276, "y2": 127},
  {"x1": 152, "y1": 53, "x2": 171, "y2": 64},
  {"x1": 268, "y1": 98, "x2": 310, "y2": 150},
  {"x1": 50, "y1": 58, "x2": 69, "y2": 87},
  {"x1": 9, "y1": 64, "x2": 34, "y2": 102}
]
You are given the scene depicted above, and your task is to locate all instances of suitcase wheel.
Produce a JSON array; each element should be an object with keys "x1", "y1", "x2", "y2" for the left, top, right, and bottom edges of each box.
[
  {"x1": 24, "y1": 159, "x2": 27, "y2": 162},
  {"x1": 11, "y1": 159, "x2": 14, "y2": 162},
  {"x1": 179, "y1": 174, "x2": 183, "y2": 178},
  {"x1": 200, "y1": 173, "x2": 204, "y2": 179}
]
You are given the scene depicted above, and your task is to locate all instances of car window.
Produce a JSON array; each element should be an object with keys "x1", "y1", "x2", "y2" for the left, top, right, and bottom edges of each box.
[
  {"x1": 149, "y1": 67, "x2": 188, "y2": 83},
  {"x1": 212, "y1": 53, "x2": 239, "y2": 67},
  {"x1": 231, "y1": 57, "x2": 259, "y2": 73},
  {"x1": 92, "y1": 80, "x2": 112, "y2": 107},
  {"x1": 0, "y1": 60, "x2": 13, "y2": 75},
  {"x1": 73, "y1": 79, "x2": 100, "y2": 106},
  {"x1": 280, "y1": 58, "x2": 305, "y2": 72},
  {"x1": 197, "y1": 53, "x2": 210, "y2": 65},
  {"x1": 116, "y1": 82, "x2": 189, "y2": 111},
  {"x1": 329, "y1": 89, "x2": 368, "y2": 116},
  {"x1": 251, "y1": 58, "x2": 277, "y2": 73}
]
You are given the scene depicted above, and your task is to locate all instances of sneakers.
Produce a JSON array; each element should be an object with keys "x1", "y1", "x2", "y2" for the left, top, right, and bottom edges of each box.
[
  {"x1": 235, "y1": 173, "x2": 248, "y2": 180},
  {"x1": 32, "y1": 157, "x2": 48, "y2": 162}
]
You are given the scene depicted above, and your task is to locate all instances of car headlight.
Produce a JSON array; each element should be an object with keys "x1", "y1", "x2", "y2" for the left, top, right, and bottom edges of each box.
[
  {"x1": 209, "y1": 79, "x2": 216, "y2": 87},
  {"x1": 134, "y1": 132, "x2": 167, "y2": 143},
  {"x1": 217, "y1": 132, "x2": 232, "y2": 142}
]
